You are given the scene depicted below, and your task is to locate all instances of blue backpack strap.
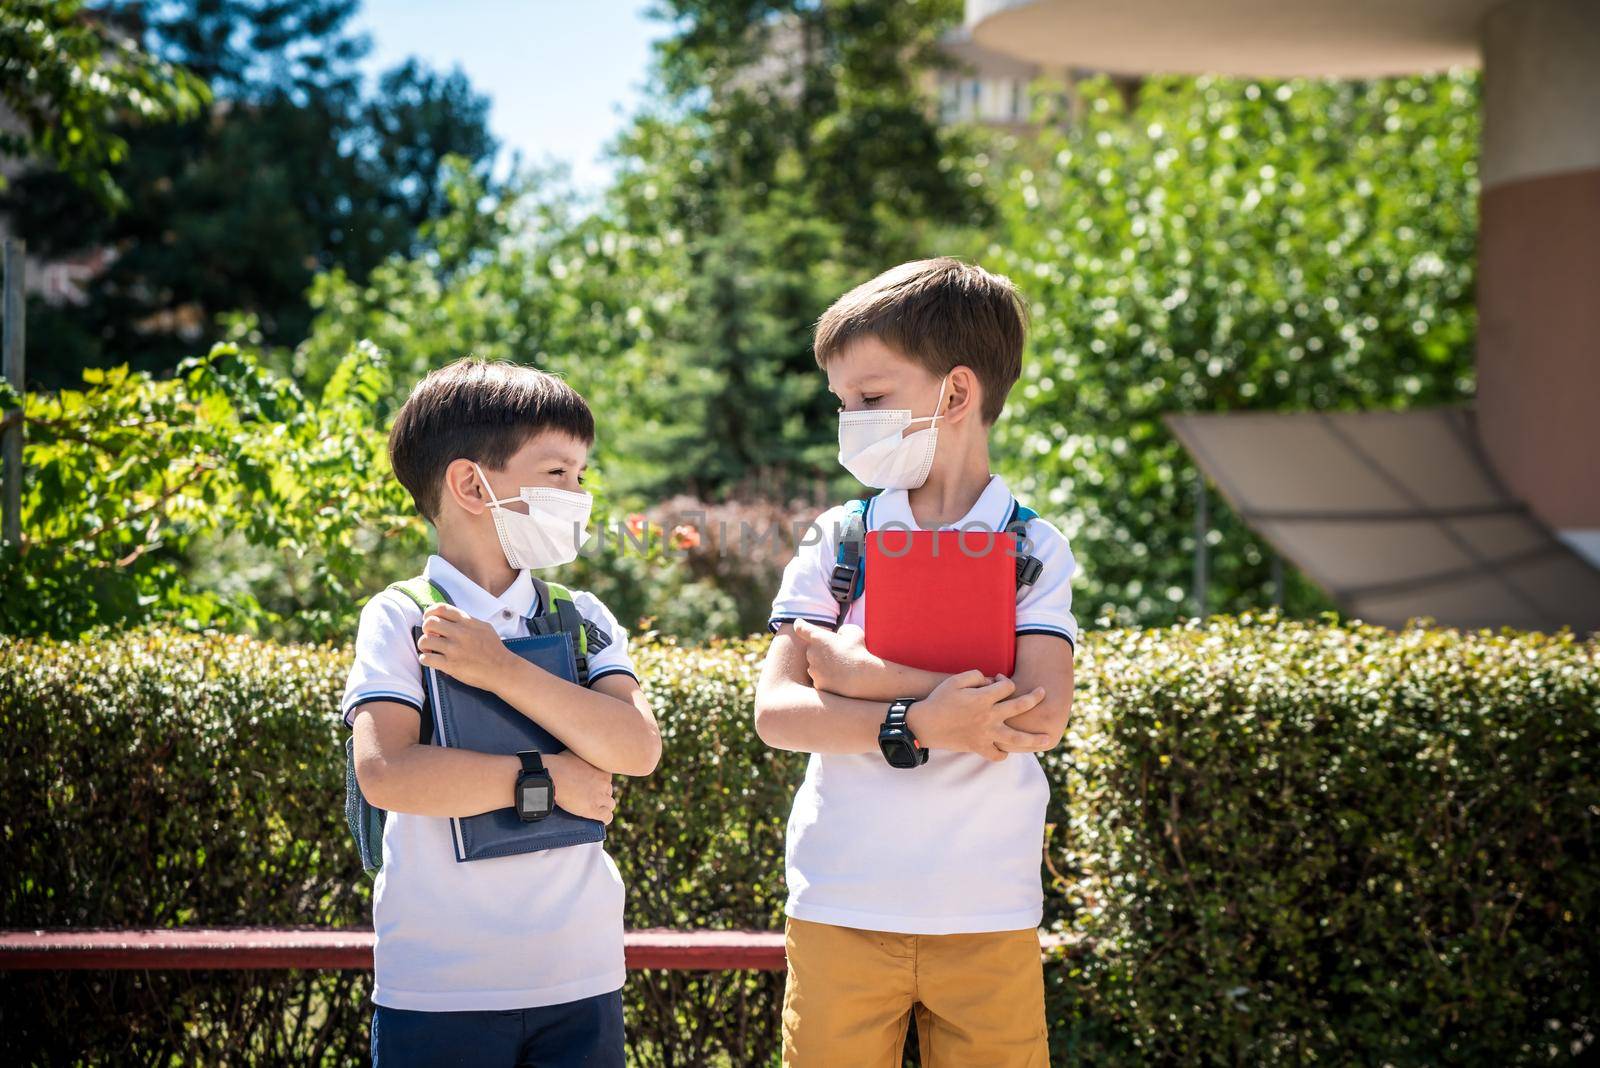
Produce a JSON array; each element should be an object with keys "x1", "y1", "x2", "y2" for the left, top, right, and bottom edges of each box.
[
  {"x1": 828, "y1": 498, "x2": 871, "y2": 627},
  {"x1": 1004, "y1": 500, "x2": 1044, "y2": 590}
]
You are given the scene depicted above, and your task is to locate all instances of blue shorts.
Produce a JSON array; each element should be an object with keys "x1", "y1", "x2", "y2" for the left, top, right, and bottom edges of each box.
[{"x1": 370, "y1": 988, "x2": 625, "y2": 1067}]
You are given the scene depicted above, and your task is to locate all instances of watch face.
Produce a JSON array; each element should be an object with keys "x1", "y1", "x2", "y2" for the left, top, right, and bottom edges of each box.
[
  {"x1": 879, "y1": 736, "x2": 919, "y2": 769},
  {"x1": 519, "y1": 780, "x2": 552, "y2": 820}
]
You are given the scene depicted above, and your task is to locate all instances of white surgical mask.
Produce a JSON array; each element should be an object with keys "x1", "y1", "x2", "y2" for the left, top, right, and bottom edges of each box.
[
  {"x1": 470, "y1": 461, "x2": 593, "y2": 570},
  {"x1": 837, "y1": 374, "x2": 951, "y2": 490}
]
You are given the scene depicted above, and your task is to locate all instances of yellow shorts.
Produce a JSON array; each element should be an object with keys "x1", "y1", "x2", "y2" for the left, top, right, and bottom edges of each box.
[{"x1": 781, "y1": 916, "x2": 1049, "y2": 1068}]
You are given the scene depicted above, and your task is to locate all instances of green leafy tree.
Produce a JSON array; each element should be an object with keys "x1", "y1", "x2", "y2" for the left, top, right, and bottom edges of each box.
[
  {"x1": 981, "y1": 74, "x2": 1480, "y2": 626},
  {"x1": 605, "y1": 0, "x2": 990, "y2": 497},
  {"x1": 0, "y1": 341, "x2": 426, "y2": 640},
  {"x1": 6, "y1": 0, "x2": 497, "y2": 386},
  {"x1": 0, "y1": 0, "x2": 208, "y2": 206}
]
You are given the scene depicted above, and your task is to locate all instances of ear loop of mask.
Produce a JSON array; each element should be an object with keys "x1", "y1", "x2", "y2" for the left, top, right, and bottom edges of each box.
[
  {"x1": 913, "y1": 372, "x2": 954, "y2": 433},
  {"x1": 470, "y1": 461, "x2": 518, "y2": 509}
]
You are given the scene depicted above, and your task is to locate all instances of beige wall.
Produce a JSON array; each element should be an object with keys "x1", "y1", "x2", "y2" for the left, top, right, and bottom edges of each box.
[{"x1": 1475, "y1": 0, "x2": 1600, "y2": 558}]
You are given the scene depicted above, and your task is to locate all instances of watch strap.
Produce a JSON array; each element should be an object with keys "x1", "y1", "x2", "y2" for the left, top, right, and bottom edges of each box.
[
  {"x1": 882, "y1": 698, "x2": 928, "y2": 766},
  {"x1": 885, "y1": 697, "x2": 917, "y2": 729},
  {"x1": 517, "y1": 750, "x2": 546, "y2": 776}
]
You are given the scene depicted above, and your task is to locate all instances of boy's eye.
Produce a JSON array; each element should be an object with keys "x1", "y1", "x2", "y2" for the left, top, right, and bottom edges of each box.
[{"x1": 861, "y1": 395, "x2": 884, "y2": 407}]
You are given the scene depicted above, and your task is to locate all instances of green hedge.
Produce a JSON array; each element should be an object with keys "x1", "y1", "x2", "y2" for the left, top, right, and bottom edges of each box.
[
  {"x1": 1047, "y1": 618, "x2": 1599, "y2": 1065},
  {"x1": 2, "y1": 618, "x2": 1596, "y2": 1065}
]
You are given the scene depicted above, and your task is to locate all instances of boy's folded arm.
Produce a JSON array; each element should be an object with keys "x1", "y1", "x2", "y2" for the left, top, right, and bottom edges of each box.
[
  {"x1": 753, "y1": 628, "x2": 891, "y2": 755},
  {"x1": 350, "y1": 700, "x2": 619, "y2": 818},
  {"x1": 998, "y1": 634, "x2": 1075, "y2": 749},
  {"x1": 492, "y1": 663, "x2": 662, "y2": 778},
  {"x1": 350, "y1": 700, "x2": 520, "y2": 817},
  {"x1": 789, "y1": 619, "x2": 946, "y2": 701},
  {"x1": 792, "y1": 623, "x2": 1072, "y2": 747},
  {"x1": 412, "y1": 601, "x2": 658, "y2": 777}
]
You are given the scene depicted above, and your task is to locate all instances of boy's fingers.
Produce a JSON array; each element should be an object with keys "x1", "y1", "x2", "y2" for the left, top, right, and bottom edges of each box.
[
  {"x1": 421, "y1": 615, "x2": 460, "y2": 636},
  {"x1": 977, "y1": 675, "x2": 1017, "y2": 699},
  {"x1": 950, "y1": 668, "x2": 988, "y2": 688},
  {"x1": 1000, "y1": 727, "x2": 1055, "y2": 751},
  {"x1": 418, "y1": 626, "x2": 455, "y2": 647},
  {"x1": 790, "y1": 620, "x2": 816, "y2": 642},
  {"x1": 997, "y1": 687, "x2": 1046, "y2": 712}
]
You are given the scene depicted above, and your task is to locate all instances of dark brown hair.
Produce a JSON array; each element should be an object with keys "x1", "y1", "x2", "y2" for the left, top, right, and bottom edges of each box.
[
  {"x1": 389, "y1": 358, "x2": 594, "y2": 522},
  {"x1": 813, "y1": 257, "x2": 1028, "y2": 424}
]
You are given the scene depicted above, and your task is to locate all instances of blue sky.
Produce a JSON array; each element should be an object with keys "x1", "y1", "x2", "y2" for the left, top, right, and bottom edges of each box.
[{"x1": 355, "y1": 1, "x2": 667, "y2": 191}]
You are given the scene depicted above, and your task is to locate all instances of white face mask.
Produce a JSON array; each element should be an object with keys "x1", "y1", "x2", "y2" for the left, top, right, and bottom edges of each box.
[
  {"x1": 837, "y1": 374, "x2": 951, "y2": 490},
  {"x1": 470, "y1": 461, "x2": 593, "y2": 570}
]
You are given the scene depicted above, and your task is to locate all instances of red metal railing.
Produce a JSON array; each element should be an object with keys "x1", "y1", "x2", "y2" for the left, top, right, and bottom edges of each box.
[
  {"x1": 0, "y1": 928, "x2": 1068, "y2": 973},
  {"x1": 0, "y1": 928, "x2": 789, "y2": 972}
]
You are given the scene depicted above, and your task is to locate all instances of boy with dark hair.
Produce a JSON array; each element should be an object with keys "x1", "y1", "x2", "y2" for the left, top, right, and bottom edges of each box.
[
  {"x1": 342, "y1": 357, "x2": 661, "y2": 1066},
  {"x1": 756, "y1": 258, "x2": 1079, "y2": 1067}
]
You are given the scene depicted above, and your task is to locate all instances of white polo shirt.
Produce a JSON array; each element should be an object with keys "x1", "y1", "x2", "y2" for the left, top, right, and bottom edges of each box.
[
  {"x1": 768, "y1": 475, "x2": 1078, "y2": 935},
  {"x1": 340, "y1": 553, "x2": 639, "y2": 1011}
]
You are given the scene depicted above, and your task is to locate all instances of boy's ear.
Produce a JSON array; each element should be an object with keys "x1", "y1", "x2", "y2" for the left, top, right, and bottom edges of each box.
[
  {"x1": 944, "y1": 366, "x2": 983, "y2": 425},
  {"x1": 442, "y1": 458, "x2": 492, "y2": 516}
]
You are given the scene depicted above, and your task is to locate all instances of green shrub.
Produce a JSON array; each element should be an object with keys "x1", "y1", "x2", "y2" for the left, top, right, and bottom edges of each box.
[
  {"x1": 1, "y1": 617, "x2": 1595, "y2": 1065},
  {"x1": 0, "y1": 626, "x2": 798, "y2": 1067},
  {"x1": 1046, "y1": 615, "x2": 1599, "y2": 1065},
  {"x1": 0, "y1": 629, "x2": 369, "y2": 1065}
]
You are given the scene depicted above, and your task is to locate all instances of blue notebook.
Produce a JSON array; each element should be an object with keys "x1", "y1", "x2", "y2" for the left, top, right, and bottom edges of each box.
[{"x1": 417, "y1": 626, "x2": 608, "y2": 862}]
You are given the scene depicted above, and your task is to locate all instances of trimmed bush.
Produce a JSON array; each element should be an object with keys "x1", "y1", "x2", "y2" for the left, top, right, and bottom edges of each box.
[
  {"x1": 1, "y1": 617, "x2": 1595, "y2": 1065},
  {"x1": 0, "y1": 630, "x2": 370, "y2": 1065},
  {"x1": 1045, "y1": 616, "x2": 1599, "y2": 1065},
  {"x1": 0, "y1": 626, "x2": 798, "y2": 1067}
]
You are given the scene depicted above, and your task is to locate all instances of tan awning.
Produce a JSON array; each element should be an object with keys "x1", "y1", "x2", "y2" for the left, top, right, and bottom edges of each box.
[{"x1": 1165, "y1": 407, "x2": 1600, "y2": 633}]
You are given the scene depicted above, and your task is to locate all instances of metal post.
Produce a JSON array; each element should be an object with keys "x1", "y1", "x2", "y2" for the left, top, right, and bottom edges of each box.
[
  {"x1": 1270, "y1": 551, "x2": 1284, "y2": 608},
  {"x1": 2, "y1": 238, "x2": 23, "y2": 550},
  {"x1": 1192, "y1": 468, "x2": 1208, "y2": 619}
]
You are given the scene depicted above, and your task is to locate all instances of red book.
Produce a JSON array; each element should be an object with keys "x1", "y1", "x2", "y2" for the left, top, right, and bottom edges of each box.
[{"x1": 863, "y1": 528, "x2": 1018, "y2": 678}]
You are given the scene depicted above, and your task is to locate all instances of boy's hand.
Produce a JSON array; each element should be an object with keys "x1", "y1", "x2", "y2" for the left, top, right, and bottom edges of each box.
[
  {"x1": 792, "y1": 620, "x2": 884, "y2": 695},
  {"x1": 416, "y1": 604, "x2": 516, "y2": 691},
  {"x1": 906, "y1": 671, "x2": 1053, "y2": 762},
  {"x1": 545, "y1": 751, "x2": 616, "y2": 824}
]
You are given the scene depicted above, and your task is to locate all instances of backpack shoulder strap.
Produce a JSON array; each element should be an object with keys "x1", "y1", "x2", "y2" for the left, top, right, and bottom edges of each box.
[
  {"x1": 382, "y1": 575, "x2": 449, "y2": 745},
  {"x1": 529, "y1": 578, "x2": 607, "y2": 685},
  {"x1": 828, "y1": 498, "x2": 872, "y2": 627},
  {"x1": 1004, "y1": 501, "x2": 1044, "y2": 590},
  {"x1": 386, "y1": 576, "x2": 453, "y2": 610}
]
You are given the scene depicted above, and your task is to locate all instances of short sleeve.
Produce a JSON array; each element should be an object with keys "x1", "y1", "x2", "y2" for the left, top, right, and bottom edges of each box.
[
  {"x1": 340, "y1": 590, "x2": 426, "y2": 726},
  {"x1": 768, "y1": 505, "x2": 851, "y2": 632},
  {"x1": 1015, "y1": 516, "x2": 1079, "y2": 649},
  {"x1": 572, "y1": 590, "x2": 638, "y2": 687}
]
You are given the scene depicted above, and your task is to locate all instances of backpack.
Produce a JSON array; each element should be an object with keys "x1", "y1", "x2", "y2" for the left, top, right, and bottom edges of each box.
[
  {"x1": 343, "y1": 574, "x2": 609, "y2": 875},
  {"x1": 826, "y1": 496, "x2": 1044, "y2": 627}
]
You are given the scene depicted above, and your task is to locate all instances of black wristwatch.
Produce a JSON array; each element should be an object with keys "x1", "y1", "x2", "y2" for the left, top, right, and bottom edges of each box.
[
  {"x1": 514, "y1": 751, "x2": 555, "y2": 821},
  {"x1": 879, "y1": 698, "x2": 928, "y2": 769}
]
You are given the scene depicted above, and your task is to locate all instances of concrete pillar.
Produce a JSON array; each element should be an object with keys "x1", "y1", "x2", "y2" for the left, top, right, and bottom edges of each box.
[{"x1": 1476, "y1": 0, "x2": 1600, "y2": 566}]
